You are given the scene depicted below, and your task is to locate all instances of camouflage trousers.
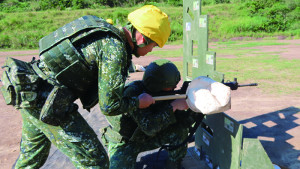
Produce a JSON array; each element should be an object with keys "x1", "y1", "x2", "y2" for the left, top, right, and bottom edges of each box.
[
  {"x1": 106, "y1": 125, "x2": 188, "y2": 169},
  {"x1": 15, "y1": 107, "x2": 109, "y2": 169}
]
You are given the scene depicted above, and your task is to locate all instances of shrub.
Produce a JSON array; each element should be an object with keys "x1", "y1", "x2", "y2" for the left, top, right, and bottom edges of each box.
[
  {"x1": 169, "y1": 21, "x2": 183, "y2": 41},
  {"x1": 285, "y1": 0, "x2": 300, "y2": 10},
  {"x1": 263, "y1": 3, "x2": 290, "y2": 32},
  {"x1": 0, "y1": 34, "x2": 11, "y2": 48},
  {"x1": 167, "y1": 0, "x2": 183, "y2": 6},
  {"x1": 244, "y1": 0, "x2": 281, "y2": 15}
]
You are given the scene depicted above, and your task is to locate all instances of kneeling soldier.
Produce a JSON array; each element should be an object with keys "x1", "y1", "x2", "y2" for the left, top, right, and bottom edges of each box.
[{"x1": 101, "y1": 59, "x2": 204, "y2": 169}]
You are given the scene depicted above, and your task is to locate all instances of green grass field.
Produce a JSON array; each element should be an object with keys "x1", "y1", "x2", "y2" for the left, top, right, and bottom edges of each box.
[
  {"x1": 216, "y1": 44, "x2": 300, "y2": 95},
  {"x1": 1, "y1": 2, "x2": 299, "y2": 49}
]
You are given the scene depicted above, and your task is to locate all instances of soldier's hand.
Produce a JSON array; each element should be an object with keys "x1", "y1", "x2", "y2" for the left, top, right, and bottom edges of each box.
[
  {"x1": 138, "y1": 93, "x2": 155, "y2": 109},
  {"x1": 171, "y1": 99, "x2": 188, "y2": 112}
]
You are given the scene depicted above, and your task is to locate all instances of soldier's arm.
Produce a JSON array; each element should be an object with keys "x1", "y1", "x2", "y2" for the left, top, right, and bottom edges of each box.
[
  {"x1": 124, "y1": 86, "x2": 177, "y2": 137},
  {"x1": 97, "y1": 37, "x2": 139, "y2": 116}
]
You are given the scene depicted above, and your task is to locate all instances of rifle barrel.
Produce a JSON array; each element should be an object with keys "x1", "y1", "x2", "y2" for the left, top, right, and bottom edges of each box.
[{"x1": 238, "y1": 83, "x2": 258, "y2": 87}]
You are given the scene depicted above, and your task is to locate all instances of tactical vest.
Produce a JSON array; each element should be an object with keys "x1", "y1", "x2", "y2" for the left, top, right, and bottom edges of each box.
[{"x1": 38, "y1": 15, "x2": 128, "y2": 110}]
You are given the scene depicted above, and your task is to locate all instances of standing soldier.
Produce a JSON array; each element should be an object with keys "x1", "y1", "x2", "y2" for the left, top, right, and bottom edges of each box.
[
  {"x1": 101, "y1": 59, "x2": 204, "y2": 169},
  {"x1": 0, "y1": 5, "x2": 170, "y2": 169}
]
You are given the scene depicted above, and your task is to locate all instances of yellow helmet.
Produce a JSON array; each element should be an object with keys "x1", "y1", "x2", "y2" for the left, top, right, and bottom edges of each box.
[
  {"x1": 106, "y1": 18, "x2": 114, "y2": 25},
  {"x1": 128, "y1": 5, "x2": 171, "y2": 48}
]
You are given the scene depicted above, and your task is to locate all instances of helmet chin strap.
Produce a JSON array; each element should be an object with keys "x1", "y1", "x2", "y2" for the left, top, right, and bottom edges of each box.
[
  {"x1": 125, "y1": 23, "x2": 140, "y2": 57},
  {"x1": 126, "y1": 23, "x2": 153, "y2": 58},
  {"x1": 131, "y1": 29, "x2": 141, "y2": 58}
]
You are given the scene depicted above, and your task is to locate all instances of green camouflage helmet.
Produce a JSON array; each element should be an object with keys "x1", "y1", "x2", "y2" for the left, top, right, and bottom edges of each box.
[{"x1": 143, "y1": 59, "x2": 180, "y2": 93}]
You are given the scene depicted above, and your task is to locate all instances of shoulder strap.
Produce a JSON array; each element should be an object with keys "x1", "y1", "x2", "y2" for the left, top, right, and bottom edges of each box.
[{"x1": 32, "y1": 61, "x2": 60, "y2": 86}]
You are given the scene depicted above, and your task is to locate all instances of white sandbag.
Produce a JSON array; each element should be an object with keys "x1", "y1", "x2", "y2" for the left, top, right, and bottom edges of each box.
[{"x1": 186, "y1": 76, "x2": 231, "y2": 114}]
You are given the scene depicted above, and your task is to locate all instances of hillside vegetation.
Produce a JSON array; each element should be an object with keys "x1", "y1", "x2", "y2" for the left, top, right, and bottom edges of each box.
[{"x1": 0, "y1": 0, "x2": 299, "y2": 49}]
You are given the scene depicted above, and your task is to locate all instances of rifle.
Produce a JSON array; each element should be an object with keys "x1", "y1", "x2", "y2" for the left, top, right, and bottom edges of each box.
[
  {"x1": 222, "y1": 78, "x2": 258, "y2": 90},
  {"x1": 153, "y1": 77, "x2": 258, "y2": 97}
]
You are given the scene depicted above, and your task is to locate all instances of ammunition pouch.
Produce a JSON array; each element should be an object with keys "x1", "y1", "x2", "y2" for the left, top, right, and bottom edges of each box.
[
  {"x1": 39, "y1": 86, "x2": 77, "y2": 126},
  {"x1": 1, "y1": 70, "x2": 16, "y2": 105},
  {"x1": 32, "y1": 62, "x2": 78, "y2": 126},
  {"x1": 100, "y1": 126, "x2": 126, "y2": 145},
  {"x1": 100, "y1": 125, "x2": 150, "y2": 145},
  {"x1": 0, "y1": 57, "x2": 40, "y2": 108},
  {"x1": 0, "y1": 57, "x2": 78, "y2": 126}
]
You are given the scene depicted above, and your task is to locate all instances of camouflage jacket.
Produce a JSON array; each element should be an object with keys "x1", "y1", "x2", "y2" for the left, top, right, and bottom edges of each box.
[
  {"x1": 104, "y1": 81, "x2": 199, "y2": 143},
  {"x1": 78, "y1": 31, "x2": 138, "y2": 116},
  {"x1": 37, "y1": 16, "x2": 138, "y2": 116}
]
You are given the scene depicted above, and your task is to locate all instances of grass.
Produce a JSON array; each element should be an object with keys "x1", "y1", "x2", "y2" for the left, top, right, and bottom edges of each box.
[
  {"x1": 213, "y1": 41, "x2": 300, "y2": 94},
  {"x1": 149, "y1": 48, "x2": 183, "y2": 58},
  {"x1": 167, "y1": 40, "x2": 183, "y2": 45},
  {"x1": 215, "y1": 41, "x2": 290, "y2": 47},
  {"x1": 1, "y1": 3, "x2": 299, "y2": 49}
]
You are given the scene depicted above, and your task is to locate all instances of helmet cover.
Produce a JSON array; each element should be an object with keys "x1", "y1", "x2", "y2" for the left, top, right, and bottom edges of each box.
[{"x1": 143, "y1": 59, "x2": 180, "y2": 93}]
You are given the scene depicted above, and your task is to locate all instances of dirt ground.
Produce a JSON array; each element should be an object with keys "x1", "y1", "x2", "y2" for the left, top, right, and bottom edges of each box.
[{"x1": 0, "y1": 39, "x2": 299, "y2": 169}]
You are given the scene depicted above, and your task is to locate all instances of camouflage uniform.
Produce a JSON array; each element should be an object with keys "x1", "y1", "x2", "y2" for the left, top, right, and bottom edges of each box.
[
  {"x1": 1, "y1": 15, "x2": 137, "y2": 168},
  {"x1": 101, "y1": 81, "x2": 201, "y2": 169},
  {"x1": 16, "y1": 106, "x2": 108, "y2": 169}
]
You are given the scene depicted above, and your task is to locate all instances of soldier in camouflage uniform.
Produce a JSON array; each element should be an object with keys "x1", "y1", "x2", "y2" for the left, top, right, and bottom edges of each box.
[
  {"x1": 0, "y1": 5, "x2": 171, "y2": 169},
  {"x1": 101, "y1": 59, "x2": 204, "y2": 169}
]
